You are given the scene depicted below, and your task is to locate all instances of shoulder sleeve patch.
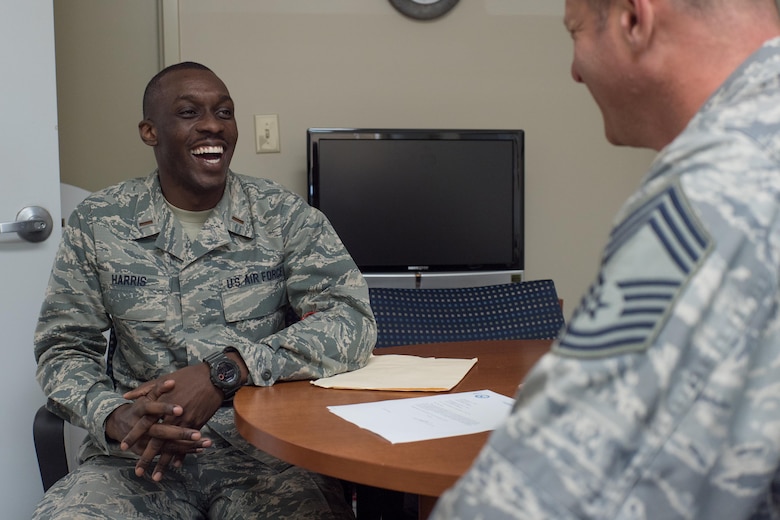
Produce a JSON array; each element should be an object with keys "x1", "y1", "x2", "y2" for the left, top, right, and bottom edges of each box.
[{"x1": 554, "y1": 183, "x2": 712, "y2": 358}]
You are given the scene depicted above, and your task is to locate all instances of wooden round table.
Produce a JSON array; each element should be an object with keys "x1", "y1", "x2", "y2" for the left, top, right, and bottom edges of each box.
[{"x1": 234, "y1": 339, "x2": 551, "y2": 517}]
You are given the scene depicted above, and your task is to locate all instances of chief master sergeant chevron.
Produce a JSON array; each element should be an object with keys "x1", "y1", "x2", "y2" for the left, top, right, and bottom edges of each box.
[
  {"x1": 432, "y1": 0, "x2": 780, "y2": 519},
  {"x1": 33, "y1": 61, "x2": 376, "y2": 519}
]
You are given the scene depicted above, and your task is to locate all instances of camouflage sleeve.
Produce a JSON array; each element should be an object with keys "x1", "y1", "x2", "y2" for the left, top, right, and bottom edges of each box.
[
  {"x1": 34, "y1": 207, "x2": 131, "y2": 454},
  {"x1": 228, "y1": 191, "x2": 376, "y2": 386},
  {"x1": 435, "y1": 295, "x2": 780, "y2": 520},
  {"x1": 34, "y1": 174, "x2": 376, "y2": 452},
  {"x1": 432, "y1": 164, "x2": 780, "y2": 518}
]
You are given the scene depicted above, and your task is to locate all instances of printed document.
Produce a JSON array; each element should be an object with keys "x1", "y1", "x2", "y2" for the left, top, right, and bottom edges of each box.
[{"x1": 327, "y1": 389, "x2": 515, "y2": 443}]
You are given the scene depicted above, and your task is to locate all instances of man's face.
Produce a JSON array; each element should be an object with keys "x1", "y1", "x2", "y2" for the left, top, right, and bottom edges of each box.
[
  {"x1": 564, "y1": 0, "x2": 637, "y2": 146},
  {"x1": 140, "y1": 68, "x2": 238, "y2": 210}
]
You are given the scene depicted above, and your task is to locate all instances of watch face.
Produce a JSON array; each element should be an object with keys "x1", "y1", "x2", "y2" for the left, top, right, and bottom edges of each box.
[{"x1": 216, "y1": 360, "x2": 240, "y2": 385}]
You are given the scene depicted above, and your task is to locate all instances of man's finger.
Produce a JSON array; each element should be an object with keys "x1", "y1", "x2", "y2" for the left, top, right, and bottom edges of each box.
[
  {"x1": 124, "y1": 378, "x2": 175, "y2": 400},
  {"x1": 149, "y1": 422, "x2": 202, "y2": 443},
  {"x1": 121, "y1": 414, "x2": 160, "y2": 451},
  {"x1": 152, "y1": 451, "x2": 175, "y2": 482},
  {"x1": 119, "y1": 401, "x2": 179, "y2": 451},
  {"x1": 135, "y1": 437, "x2": 165, "y2": 477}
]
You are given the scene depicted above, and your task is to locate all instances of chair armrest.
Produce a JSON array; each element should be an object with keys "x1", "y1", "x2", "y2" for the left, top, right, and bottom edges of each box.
[{"x1": 33, "y1": 405, "x2": 70, "y2": 491}]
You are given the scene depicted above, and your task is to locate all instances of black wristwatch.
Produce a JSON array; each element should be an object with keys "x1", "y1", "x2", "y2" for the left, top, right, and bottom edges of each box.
[{"x1": 203, "y1": 349, "x2": 243, "y2": 399}]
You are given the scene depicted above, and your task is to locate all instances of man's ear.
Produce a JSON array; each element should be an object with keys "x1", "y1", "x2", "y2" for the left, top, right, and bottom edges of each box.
[
  {"x1": 138, "y1": 119, "x2": 157, "y2": 147},
  {"x1": 620, "y1": 0, "x2": 655, "y2": 52}
]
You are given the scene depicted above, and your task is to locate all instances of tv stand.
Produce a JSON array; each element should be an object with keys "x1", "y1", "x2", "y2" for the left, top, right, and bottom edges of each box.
[{"x1": 363, "y1": 270, "x2": 524, "y2": 289}]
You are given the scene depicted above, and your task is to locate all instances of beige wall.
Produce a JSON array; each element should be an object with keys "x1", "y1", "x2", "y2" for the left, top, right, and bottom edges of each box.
[
  {"x1": 55, "y1": 0, "x2": 657, "y2": 318},
  {"x1": 53, "y1": 0, "x2": 160, "y2": 192}
]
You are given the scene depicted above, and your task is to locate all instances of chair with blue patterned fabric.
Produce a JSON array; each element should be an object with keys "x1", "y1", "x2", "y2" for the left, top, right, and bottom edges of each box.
[
  {"x1": 357, "y1": 279, "x2": 565, "y2": 519},
  {"x1": 369, "y1": 279, "x2": 565, "y2": 349}
]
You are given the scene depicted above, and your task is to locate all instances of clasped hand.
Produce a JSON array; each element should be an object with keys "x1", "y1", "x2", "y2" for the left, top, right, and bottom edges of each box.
[{"x1": 105, "y1": 363, "x2": 225, "y2": 481}]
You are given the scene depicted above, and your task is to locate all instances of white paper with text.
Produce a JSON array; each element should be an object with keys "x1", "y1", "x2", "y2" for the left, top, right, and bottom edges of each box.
[{"x1": 327, "y1": 389, "x2": 515, "y2": 444}]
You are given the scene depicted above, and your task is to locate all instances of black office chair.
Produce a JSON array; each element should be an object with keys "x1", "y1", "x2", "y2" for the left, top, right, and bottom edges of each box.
[
  {"x1": 357, "y1": 279, "x2": 565, "y2": 519},
  {"x1": 33, "y1": 327, "x2": 117, "y2": 491}
]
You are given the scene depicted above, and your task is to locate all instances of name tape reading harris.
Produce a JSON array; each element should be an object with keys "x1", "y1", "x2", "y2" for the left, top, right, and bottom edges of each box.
[{"x1": 109, "y1": 266, "x2": 285, "y2": 289}]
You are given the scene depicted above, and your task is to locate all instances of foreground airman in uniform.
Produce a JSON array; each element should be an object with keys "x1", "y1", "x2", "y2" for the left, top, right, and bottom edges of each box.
[{"x1": 433, "y1": 1, "x2": 780, "y2": 518}]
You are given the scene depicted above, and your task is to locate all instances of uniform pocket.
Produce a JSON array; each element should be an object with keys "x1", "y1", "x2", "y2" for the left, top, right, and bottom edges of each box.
[
  {"x1": 221, "y1": 278, "x2": 286, "y2": 323},
  {"x1": 102, "y1": 272, "x2": 169, "y2": 322}
]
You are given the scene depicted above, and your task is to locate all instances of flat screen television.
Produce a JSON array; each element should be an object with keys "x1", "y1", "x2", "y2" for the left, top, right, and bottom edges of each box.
[{"x1": 307, "y1": 128, "x2": 524, "y2": 284}]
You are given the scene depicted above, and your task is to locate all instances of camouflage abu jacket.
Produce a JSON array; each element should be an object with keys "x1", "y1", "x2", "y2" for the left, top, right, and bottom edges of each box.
[
  {"x1": 34, "y1": 171, "x2": 376, "y2": 459},
  {"x1": 432, "y1": 38, "x2": 780, "y2": 520}
]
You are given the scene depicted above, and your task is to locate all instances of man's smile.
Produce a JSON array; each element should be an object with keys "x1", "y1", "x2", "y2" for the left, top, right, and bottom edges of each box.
[{"x1": 191, "y1": 145, "x2": 225, "y2": 165}]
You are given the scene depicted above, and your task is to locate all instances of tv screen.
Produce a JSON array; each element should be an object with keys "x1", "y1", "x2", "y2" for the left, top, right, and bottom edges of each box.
[{"x1": 307, "y1": 128, "x2": 524, "y2": 273}]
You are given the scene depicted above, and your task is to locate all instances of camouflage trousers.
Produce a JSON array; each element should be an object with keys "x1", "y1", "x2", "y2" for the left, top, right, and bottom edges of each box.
[{"x1": 32, "y1": 442, "x2": 354, "y2": 520}]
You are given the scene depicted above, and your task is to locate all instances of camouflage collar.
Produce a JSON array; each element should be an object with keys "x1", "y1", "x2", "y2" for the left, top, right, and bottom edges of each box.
[{"x1": 132, "y1": 171, "x2": 254, "y2": 241}]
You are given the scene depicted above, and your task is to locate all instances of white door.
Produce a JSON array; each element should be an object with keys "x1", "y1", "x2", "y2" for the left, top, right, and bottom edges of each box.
[{"x1": 0, "y1": 0, "x2": 62, "y2": 517}]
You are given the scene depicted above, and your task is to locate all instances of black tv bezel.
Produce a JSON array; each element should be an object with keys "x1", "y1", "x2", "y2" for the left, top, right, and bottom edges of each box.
[{"x1": 306, "y1": 127, "x2": 525, "y2": 273}]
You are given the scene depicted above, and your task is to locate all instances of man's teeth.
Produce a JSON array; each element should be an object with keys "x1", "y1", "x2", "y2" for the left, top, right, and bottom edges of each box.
[
  {"x1": 192, "y1": 145, "x2": 224, "y2": 154},
  {"x1": 191, "y1": 145, "x2": 224, "y2": 164}
]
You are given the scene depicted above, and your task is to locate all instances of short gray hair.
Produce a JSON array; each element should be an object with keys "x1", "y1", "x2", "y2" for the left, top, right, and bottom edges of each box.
[{"x1": 584, "y1": 0, "x2": 761, "y2": 26}]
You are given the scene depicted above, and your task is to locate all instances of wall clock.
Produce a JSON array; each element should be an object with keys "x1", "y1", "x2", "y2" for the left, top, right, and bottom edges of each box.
[{"x1": 389, "y1": 0, "x2": 460, "y2": 21}]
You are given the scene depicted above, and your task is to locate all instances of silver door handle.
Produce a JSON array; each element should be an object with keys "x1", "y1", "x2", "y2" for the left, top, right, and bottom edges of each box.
[{"x1": 0, "y1": 206, "x2": 53, "y2": 242}]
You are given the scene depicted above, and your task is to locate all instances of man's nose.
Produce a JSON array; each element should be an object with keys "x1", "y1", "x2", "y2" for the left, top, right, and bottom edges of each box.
[
  {"x1": 197, "y1": 112, "x2": 224, "y2": 132},
  {"x1": 571, "y1": 62, "x2": 583, "y2": 83}
]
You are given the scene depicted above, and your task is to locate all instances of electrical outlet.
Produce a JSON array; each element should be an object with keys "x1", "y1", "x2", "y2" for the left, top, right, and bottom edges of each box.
[{"x1": 255, "y1": 114, "x2": 280, "y2": 153}]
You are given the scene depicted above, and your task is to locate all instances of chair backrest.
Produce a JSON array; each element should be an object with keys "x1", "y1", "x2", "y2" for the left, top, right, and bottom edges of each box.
[{"x1": 369, "y1": 279, "x2": 565, "y2": 348}]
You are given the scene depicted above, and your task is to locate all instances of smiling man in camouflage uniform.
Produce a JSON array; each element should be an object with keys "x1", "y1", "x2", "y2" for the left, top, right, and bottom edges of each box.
[
  {"x1": 432, "y1": 1, "x2": 780, "y2": 519},
  {"x1": 33, "y1": 61, "x2": 376, "y2": 519}
]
